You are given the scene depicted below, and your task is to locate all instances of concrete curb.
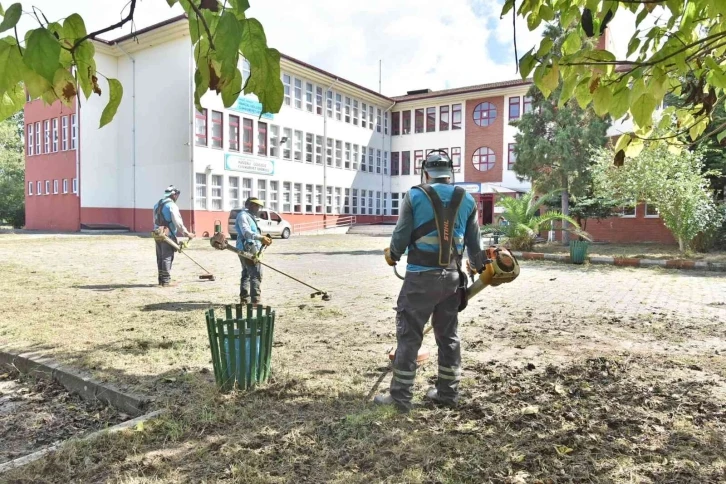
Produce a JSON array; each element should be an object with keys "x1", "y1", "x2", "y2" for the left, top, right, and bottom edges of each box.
[
  {"x1": 0, "y1": 409, "x2": 166, "y2": 474},
  {"x1": 512, "y1": 251, "x2": 726, "y2": 272},
  {"x1": 0, "y1": 348, "x2": 150, "y2": 416}
]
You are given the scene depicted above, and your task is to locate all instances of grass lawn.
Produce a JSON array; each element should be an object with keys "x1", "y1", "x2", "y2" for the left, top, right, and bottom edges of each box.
[{"x1": 0, "y1": 233, "x2": 724, "y2": 482}]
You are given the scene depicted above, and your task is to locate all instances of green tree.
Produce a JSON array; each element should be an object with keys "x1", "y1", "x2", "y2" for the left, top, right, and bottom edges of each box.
[
  {"x1": 512, "y1": 25, "x2": 610, "y2": 244},
  {"x1": 481, "y1": 190, "x2": 588, "y2": 251},
  {"x1": 0, "y1": 0, "x2": 283, "y2": 126},
  {"x1": 0, "y1": 112, "x2": 24, "y2": 227},
  {"x1": 591, "y1": 138, "x2": 723, "y2": 252},
  {"x1": 502, "y1": 0, "x2": 726, "y2": 155}
]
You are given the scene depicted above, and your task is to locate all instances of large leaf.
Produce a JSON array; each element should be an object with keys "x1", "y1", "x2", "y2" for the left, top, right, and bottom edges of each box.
[
  {"x1": 221, "y1": 67, "x2": 242, "y2": 106},
  {"x1": 63, "y1": 14, "x2": 87, "y2": 42},
  {"x1": 229, "y1": 0, "x2": 250, "y2": 19},
  {"x1": 24, "y1": 29, "x2": 61, "y2": 83},
  {"x1": 631, "y1": 93, "x2": 658, "y2": 128},
  {"x1": 0, "y1": 3, "x2": 21, "y2": 33},
  {"x1": 52, "y1": 68, "x2": 77, "y2": 105},
  {"x1": 75, "y1": 40, "x2": 96, "y2": 99},
  {"x1": 99, "y1": 78, "x2": 123, "y2": 128},
  {"x1": 609, "y1": 87, "x2": 631, "y2": 120},
  {"x1": 0, "y1": 39, "x2": 23, "y2": 93},
  {"x1": 519, "y1": 48, "x2": 536, "y2": 79},
  {"x1": 240, "y1": 18, "x2": 283, "y2": 113},
  {"x1": 592, "y1": 85, "x2": 612, "y2": 117},
  {"x1": 0, "y1": 82, "x2": 24, "y2": 120},
  {"x1": 215, "y1": 11, "x2": 243, "y2": 76}
]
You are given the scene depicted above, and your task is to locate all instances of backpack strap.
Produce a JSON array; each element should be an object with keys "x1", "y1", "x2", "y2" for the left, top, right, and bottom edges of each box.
[
  {"x1": 407, "y1": 185, "x2": 466, "y2": 268},
  {"x1": 154, "y1": 198, "x2": 172, "y2": 227}
]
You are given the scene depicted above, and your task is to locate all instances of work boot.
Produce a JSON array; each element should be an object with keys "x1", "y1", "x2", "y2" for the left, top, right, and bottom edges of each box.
[
  {"x1": 373, "y1": 393, "x2": 411, "y2": 413},
  {"x1": 240, "y1": 296, "x2": 249, "y2": 306},
  {"x1": 425, "y1": 388, "x2": 458, "y2": 407},
  {"x1": 160, "y1": 281, "x2": 178, "y2": 288}
]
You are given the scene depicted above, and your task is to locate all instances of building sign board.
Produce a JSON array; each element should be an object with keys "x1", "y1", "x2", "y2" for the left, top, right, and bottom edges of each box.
[
  {"x1": 454, "y1": 182, "x2": 481, "y2": 194},
  {"x1": 224, "y1": 154, "x2": 275, "y2": 176},
  {"x1": 229, "y1": 97, "x2": 274, "y2": 120}
]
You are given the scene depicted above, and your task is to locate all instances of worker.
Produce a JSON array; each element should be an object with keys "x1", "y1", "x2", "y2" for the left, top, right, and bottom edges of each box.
[
  {"x1": 153, "y1": 185, "x2": 195, "y2": 287},
  {"x1": 236, "y1": 197, "x2": 272, "y2": 306},
  {"x1": 375, "y1": 151, "x2": 482, "y2": 412}
]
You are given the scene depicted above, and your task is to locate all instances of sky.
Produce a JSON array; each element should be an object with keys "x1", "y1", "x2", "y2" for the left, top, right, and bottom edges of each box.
[{"x1": 14, "y1": 0, "x2": 635, "y2": 97}]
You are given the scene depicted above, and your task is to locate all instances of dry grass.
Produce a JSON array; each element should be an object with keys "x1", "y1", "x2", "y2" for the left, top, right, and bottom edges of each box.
[
  {"x1": 0, "y1": 233, "x2": 725, "y2": 482},
  {"x1": 533, "y1": 242, "x2": 726, "y2": 263}
]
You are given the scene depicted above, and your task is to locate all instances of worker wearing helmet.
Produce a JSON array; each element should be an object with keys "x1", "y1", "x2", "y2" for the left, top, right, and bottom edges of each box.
[
  {"x1": 153, "y1": 185, "x2": 195, "y2": 286},
  {"x1": 375, "y1": 151, "x2": 483, "y2": 412},
  {"x1": 236, "y1": 197, "x2": 273, "y2": 305}
]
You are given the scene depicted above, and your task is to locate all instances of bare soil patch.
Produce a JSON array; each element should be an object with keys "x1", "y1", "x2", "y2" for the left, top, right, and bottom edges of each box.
[{"x1": 533, "y1": 241, "x2": 726, "y2": 263}]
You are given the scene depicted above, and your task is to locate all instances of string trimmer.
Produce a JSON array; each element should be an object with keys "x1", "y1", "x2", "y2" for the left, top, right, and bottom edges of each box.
[
  {"x1": 209, "y1": 232, "x2": 331, "y2": 301},
  {"x1": 152, "y1": 229, "x2": 215, "y2": 281}
]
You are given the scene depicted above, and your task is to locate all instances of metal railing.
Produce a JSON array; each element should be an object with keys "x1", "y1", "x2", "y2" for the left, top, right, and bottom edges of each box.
[{"x1": 292, "y1": 216, "x2": 357, "y2": 234}]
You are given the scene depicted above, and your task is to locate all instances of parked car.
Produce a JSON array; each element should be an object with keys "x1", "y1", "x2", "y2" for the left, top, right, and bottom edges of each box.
[{"x1": 228, "y1": 208, "x2": 292, "y2": 240}]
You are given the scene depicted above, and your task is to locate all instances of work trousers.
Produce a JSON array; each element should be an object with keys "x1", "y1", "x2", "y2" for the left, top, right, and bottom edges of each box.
[
  {"x1": 155, "y1": 239, "x2": 175, "y2": 285},
  {"x1": 390, "y1": 268, "x2": 461, "y2": 409},
  {"x1": 239, "y1": 256, "x2": 263, "y2": 303}
]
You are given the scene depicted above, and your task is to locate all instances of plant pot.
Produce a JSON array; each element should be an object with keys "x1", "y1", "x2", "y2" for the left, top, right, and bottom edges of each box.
[{"x1": 569, "y1": 240, "x2": 590, "y2": 264}]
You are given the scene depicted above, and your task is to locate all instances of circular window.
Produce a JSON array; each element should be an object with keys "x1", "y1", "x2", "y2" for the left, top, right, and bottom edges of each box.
[
  {"x1": 472, "y1": 147, "x2": 496, "y2": 171},
  {"x1": 473, "y1": 102, "x2": 497, "y2": 127}
]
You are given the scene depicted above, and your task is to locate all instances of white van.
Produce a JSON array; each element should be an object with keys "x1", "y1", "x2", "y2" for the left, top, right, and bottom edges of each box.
[{"x1": 228, "y1": 208, "x2": 292, "y2": 240}]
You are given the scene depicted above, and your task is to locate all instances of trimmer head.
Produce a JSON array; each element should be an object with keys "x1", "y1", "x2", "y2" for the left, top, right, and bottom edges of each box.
[{"x1": 199, "y1": 274, "x2": 215, "y2": 281}]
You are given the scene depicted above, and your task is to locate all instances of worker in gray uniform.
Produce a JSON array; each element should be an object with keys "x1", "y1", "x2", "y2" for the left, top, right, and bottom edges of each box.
[{"x1": 375, "y1": 151, "x2": 482, "y2": 412}]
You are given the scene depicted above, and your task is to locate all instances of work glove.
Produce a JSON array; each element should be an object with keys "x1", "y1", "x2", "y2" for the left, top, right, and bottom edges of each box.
[
  {"x1": 188, "y1": 233, "x2": 196, "y2": 240},
  {"x1": 178, "y1": 240, "x2": 189, "y2": 251},
  {"x1": 384, "y1": 247, "x2": 396, "y2": 267},
  {"x1": 260, "y1": 236, "x2": 273, "y2": 247}
]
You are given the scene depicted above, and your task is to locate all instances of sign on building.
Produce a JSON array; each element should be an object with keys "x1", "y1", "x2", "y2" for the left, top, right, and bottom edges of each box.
[
  {"x1": 225, "y1": 154, "x2": 275, "y2": 176},
  {"x1": 454, "y1": 182, "x2": 481, "y2": 194},
  {"x1": 230, "y1": 97, "x2": 274, "y2": 120}
]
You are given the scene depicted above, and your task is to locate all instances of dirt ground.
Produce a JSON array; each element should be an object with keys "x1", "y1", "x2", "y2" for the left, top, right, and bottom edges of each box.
[
  {"x1": 0, "y1": 370, "x2": 124, "y2": 465},
  {"x1": 0, "y1": 232, "x2": 725, "y2": 483},
  {"x1": 533, "y1": 241, "x2": 726, "y2": 263}
]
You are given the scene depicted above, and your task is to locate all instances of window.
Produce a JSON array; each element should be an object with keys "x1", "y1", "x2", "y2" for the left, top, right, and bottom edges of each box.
[
  {"x1": 257, "y1": 122, "x2": 267, "y2": 156},
  {"x1": 376, "y1": 149, "x2": 382, "y2": 174},
  {"x1": 45, "y1": 180, "x2": 49, "y2": 194},
  {"x1": 353, "y1": 99, "x2": 359, "y2": 126},
  {"x1": 376, "y1": 191, "x2": 381, "y2": 215},
  {"x1": 242, "y1": 178, "x2": 252, "y2": 201},
  {"x1": 377, "y1": 108, "x2": 382, "y2": 133},
  {"x1": 472, "y1": 147, "x2": 496, "y2": 171},
  {"x1": 426, "y1": 107, "x2": 436, "y2": 132},
  {"x1": 619, "y1": 203, "x2": 636, "y2": 218},
  {"x1": 391, "y1": 152, "x2": 400, "y2": 176},
  {"x1": 293, "y1": 130, "x2": 303, "y2": 161},
  {"x1": 269, "y1": 181, "x2": 279, "y2": 211},
  {"x1": 294, "y1": 78, "x2": 302, "y2": 109},
  {"x1": 452, "y1": 104, "x2": 462, "y2": 130},
  {"x1": 384, "y1": 151, "x2": 389, "y2": 175},
  {"x1": 52, "y1": 118, "x2": 58, "y2": 152},
  {"x1": 315, "y1": 184, "x2": 323, "y2": 213},
  {"x1": 229, "y1": 176, "x2": 240, "y2": 208},
  {"x1": 305, "y1": 82, "x2": 314, "y2": 112},
  {"x1": 62, "y1": 179, "x2": 68, "y2": 194},
  {"x1": 345, "y1": 96, "x2": 351, "y2": 123},
  {"x1": 27, "y1": 124, "x2": 34, "y2": 156},
  {"x1": 509, "y1": 97, "x2": 521, "y2": 120},
  {"x1": 335, "y1": 187, "x2": 342, "y2": 214},
  {"x1": 383, "y1": 193, "x2": 388, "y2": 215},
  {"x1": 257, "y1": 179, "x2": 267, "y2": 207},
  {"x1": 326, "y1": 138, "x2": 333, "y2": 166},
  {"x1": 391, "y1": 193, "x2": 400, "y2": 216},
  {"x1": 508, "y1": 143, "x2": 516, "y2": 170},
  {"x1": 401, "y1": 151, "x2": 411, "y2": 175},
  {"x1": 43, "y1": 120, "x2": 50, "y2": 153},
  {"x1": 195, "y1": 173, "x2": 207, "y2": 209},
  {"x1": 414, "y1": 150, "x2": 423, "y2": 174},
  {"x1": 282, "y1": 128, "x2": 292, "y2": 160},
  {"x1": 211, "y1": 175, "x2": 223, "y2": 210},
  {"x1": 326, "y1": 90, "x2": 333, "y2": 118},
  {"x1": 316, "y1": 86, "x2": 323, "y2": 115},
  {"x1": 353, "y1": 144, "x2": 359, "y2": 170},
  {"x1": 282, "y1": 182, "x2": 292, "y2": 212},
  {"x1": 384, "y1": 112, "x2": 389, "y2": 134},
  {"x1": 415, "y1": 108, "x2": 424, "y2": 133},
  {"x1": 326, "y1": 186, "x2": 333, "y2": 213},
  {"x1": 361, "y1": 103, "x2": 367, "y2": 128},
  {"x1": 361, "y1": 190, "x2": 366, "y2": 214},
  {"x1": 524, "y1": 96, "x2": 533, "y2": 114},
  {"x1": 345, "y1": 142, "x2": 351, "y2": 169},
  {"x1": 335, "y1": 140, "x2": 342, "y2": 168},
  {"x1": 28, "y1": 181, "x2": 33, "y2": 195},
  {"x1": 352, "y1": 189, "x2": 358, "y2": 215},
  {"x1": 283, "y1": 74, "x2": 291, "y2": 106},
  {"x1": 293, "y1": 182, "x2": 302, "y2": 213},
  {"x1": 72, "y1": 178, "x2": 78, "y2": 194},
  {"x1": 335, "y1": 93, "x2": 342, "y2": 120},
  {"x1": 229, "y1": 115, "x2": 240, "y2": 152},
  {"x1": 360, "y1": 146, "x2": 367, "y2": 172},
  {"x1": 392, "y1": 112, "x2": 400, "y2": 135},
  {"x1": 35, "y1": 122, "x2": 40, "y2": 154},
  {"x1": 208, "y1": 111, "x2": 222, "y2": 149},
  {"x1": 369, "y1": 105, "x2": 374, "y2": 130},
  {"x1": 368, "y1": 191, "x2": 374, "y2": 215},
  {"x1": 315, "y1": 135, "x2": 323, "y2": 165},
  {"x1": 70, "y1": 115, "x2": 77, "y2": 149},
  {"x1": 195, "y1": 109, "x2": 207, "y2": 146},
  {"x1": 402, "y1": 110, "x2": 411, "y2": 134},
  {"x1": 440, "y1": 106, "x2": 450, "y2": 131},
  {"x1": 344, "y1": 188, "x2": 350, "y2": 214},
  {"x1": 270, "y1": 125, "x2": 279, "y2": 157},
  {"x1": 369, "y1": 148, "x2": 374, "y2": 172},
  {"x1": 305, "y1": 133, "x2": 314, "y2": 163},
  {"x1": 60, "y1": 116, "x2": 68, "y2": 151},
  {"x1": 37, "y1": 181, "x2": 41, "y2": 195},
  {"x1": 451, "y1": 147, "x2": 461, "y2": 173},
  {"x1": 645, "y1": 203, "x2": 659, "y2": 218},
  {"x1": 243, "y1": 118, "x2": 253, "y2": 153},
  {"x1": 473, "y1": 102, "x2": 497, "y2": 127}
]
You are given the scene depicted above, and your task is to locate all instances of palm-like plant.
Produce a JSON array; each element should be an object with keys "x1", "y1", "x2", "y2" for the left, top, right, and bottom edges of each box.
[{"x1": 482, "y1": 190, "x2": 590, "y2": 251}]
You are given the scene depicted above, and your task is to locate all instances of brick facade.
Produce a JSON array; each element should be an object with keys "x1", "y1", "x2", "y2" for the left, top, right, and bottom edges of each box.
[{"x1": 465, "y1": 96, "x2": 505, "y2": 184}]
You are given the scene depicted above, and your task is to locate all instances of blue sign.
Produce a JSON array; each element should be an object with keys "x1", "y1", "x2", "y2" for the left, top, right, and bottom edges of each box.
[
  {"x1": 454, "y1": 182, "x2": 481, "y2": 194},
  {"x1": 230, "y1": 97, "x2": 274, "y2": 120},
  {"x1": 225, "y1": 154, "x2": 275, "y2": 176}
]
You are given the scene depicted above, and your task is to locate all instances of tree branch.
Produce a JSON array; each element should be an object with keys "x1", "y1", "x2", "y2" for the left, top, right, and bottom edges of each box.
[
  {"x1": 187, "y1": 0, "x2": 216, "y2": 50},
  {"x1": 71, "y1": 0, "x2": 137, "y2": 52}
]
